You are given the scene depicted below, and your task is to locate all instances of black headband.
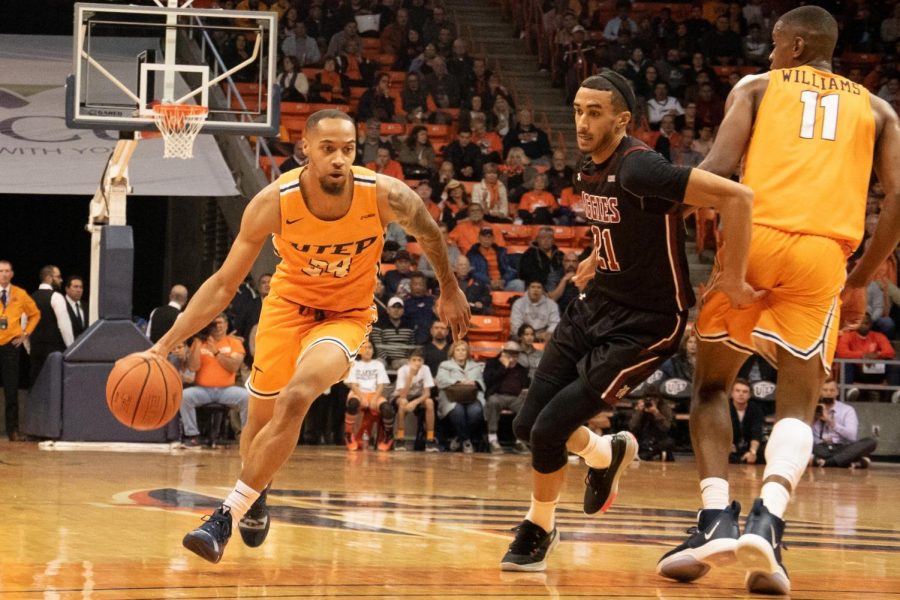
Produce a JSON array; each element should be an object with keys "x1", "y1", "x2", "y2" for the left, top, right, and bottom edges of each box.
[{"x1": 597, "y1": 69, "x2": 636, "y2": 114}]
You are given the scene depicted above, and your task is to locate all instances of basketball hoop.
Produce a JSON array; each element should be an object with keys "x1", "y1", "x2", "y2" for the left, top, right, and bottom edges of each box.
[{"x1": 151, "y1": 104, "x2": 208, "y2": 159}]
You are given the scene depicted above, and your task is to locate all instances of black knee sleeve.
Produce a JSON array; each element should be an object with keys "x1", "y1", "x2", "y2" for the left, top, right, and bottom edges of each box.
[
  {"x1": 513, "y1": 374, "x2": 564, "y2": 443},
  {"x1": 530, "y1": 377, "x2": 601, "y2": 474},
  {"x1": 346, "y1": 397, "x2": 360, "y2": 415}
]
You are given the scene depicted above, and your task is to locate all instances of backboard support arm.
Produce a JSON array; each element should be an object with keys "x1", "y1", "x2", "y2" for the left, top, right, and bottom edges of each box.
[{"x1": 86, "y1": 134, "x2": 139, "y2": 324}]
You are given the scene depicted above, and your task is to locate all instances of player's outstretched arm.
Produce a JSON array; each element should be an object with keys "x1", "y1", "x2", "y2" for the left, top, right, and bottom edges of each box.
[
  {"x1": 376, "y1": 174, "x2": 471, "y2": 339},
  {"x1": 682, "y1": 169, "x2": 761, "y2": 307},
  {"x1": 150, "y1": 183, "x2": 282, "y2": 357},
  {"x1": 846, "y1": 96, "x2": 900, "y2": 289},
  {"x1": 698, "y1": 75, "x2": 767, "y2": 178}
]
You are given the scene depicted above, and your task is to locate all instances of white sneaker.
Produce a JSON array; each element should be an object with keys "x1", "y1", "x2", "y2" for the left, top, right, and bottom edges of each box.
[{"x1": 463, "y1": 440, "x2": 475, "y2": 454}]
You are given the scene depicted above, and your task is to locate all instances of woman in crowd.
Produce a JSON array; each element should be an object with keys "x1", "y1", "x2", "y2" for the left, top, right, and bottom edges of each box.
[
  {"x1": 472, "y1": 163, "x2": 511, "y2": 222},
  {"x1": 436, "y1": 340, "x2": 486, "y2": 453},
  {"x1": 309, "y1": 56, "x2": 348, "y2": 103},
  {"x1": 516, "y1": 324, "x2": 543, "y2": 379},
  {"x1": 397, "y1": 125, "x2": 437, "y2": 178},
  {"x1": 501, "y1": 147, "x2": 536, "y2": 205},
  {"x1": 357, "y1": 72, "x2": 396, "y2": 122}
]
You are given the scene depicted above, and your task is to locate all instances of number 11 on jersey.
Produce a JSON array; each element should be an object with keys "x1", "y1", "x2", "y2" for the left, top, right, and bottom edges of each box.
[{"x1": 591, "y1": 225, "x2": 621, "y2": 272}]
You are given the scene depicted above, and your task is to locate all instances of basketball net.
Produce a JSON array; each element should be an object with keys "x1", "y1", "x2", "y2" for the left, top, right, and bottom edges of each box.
[{"x1": 152, "y1": 104, "x2": 209, "y2": 159}]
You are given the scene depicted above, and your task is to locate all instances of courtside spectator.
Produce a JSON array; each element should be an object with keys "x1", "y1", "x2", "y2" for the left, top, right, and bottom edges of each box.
[
  {"x1": 483, "y1": 340, "x2": 531, "y2": 454},
  {"x1": 729, "y1": 378, "x2": 765, "y2": 464},
  {"x1": 436, "y1": 340, "x2": 486, "y2": 454},
  {"x1": 813, "y1": 378, "x2": 877, "y2": 469},
  {"x1": 393, "y1": 348, "x2": 440, "y2": 452},
  {"x1": 630, "y1": 386, "x2": 675, "y2": 461},
  {"x1": 179, "y1": 313, "x2": 249, "y2": 447}
]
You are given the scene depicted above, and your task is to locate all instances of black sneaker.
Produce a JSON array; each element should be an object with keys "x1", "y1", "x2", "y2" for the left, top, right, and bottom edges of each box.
[
  {"x1": 500, "y1": 520, "x2": 559, "y2": 572},
  {"x1": 737, "y1": 498, "x2": 790, "y2": 595},
  {"x1": 238, "y1": 485, "x2": 270, "y2": 548},
  {"x1": 182, "y1": 506, "x2": 232, "y2": 563},
  {"x1": 583, "y1": 431, "x2": 638, "y2": 514},
  {"x1": 656, "y1": 501, "x2": 741, "y2": 582}
]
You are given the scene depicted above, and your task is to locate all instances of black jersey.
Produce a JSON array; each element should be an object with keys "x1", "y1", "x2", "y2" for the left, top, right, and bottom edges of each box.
[{"x1": 576, "y1": 136, "x2": 695, "y2": 314}]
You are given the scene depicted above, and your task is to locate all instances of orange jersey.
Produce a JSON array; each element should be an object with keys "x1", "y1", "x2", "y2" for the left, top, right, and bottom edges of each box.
[
  {"x1": 270, "y1": 166, "x2": 384, "y2": 312},
  {"x1": 744, "y1": 66, "x2": 875, "y2": 248}
]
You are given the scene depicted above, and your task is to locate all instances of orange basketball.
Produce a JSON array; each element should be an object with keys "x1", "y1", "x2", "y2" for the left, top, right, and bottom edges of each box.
[{"x1": 106, "y1": 354, "x2": 183, "y2": 430}]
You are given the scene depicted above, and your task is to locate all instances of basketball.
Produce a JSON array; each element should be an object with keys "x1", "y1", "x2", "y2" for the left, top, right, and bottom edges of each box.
[{"x1": 105, "y1": 354, "x2": 183, "y2": 430}]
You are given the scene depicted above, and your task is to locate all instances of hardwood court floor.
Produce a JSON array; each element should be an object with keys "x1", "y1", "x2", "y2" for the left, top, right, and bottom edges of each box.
[{"x1": 0, "y1": 443, "x2": 898, "y2": 600}]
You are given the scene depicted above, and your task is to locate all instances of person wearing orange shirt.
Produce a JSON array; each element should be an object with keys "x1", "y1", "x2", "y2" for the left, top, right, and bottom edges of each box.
[
  {"x1": 0, "y1": 260, "x2": 40, "y2": 441},
  {"x1": 139, "y1": 109, "x2": 468, "y2": 563},
  {"x1": 448, "y1": 203, "x2": 506, "y2": 252},
  {"x1": 660, "y1": 7, "x2": 900, "y2": 595},
  {"x1": 367, "y1": 146, "x2": 405, "y2": 180},
  {"x1": 836, "y1": 313, "x2": 898, "y2": 388},
  {"x1": 179, "y1": 313, "x2": 249, "y2": 447},
  {"x1": 518, "y1": 173, "x2": 561, "y2": 224}
]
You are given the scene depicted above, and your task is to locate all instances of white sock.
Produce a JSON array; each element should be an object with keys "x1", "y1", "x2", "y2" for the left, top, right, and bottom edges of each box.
[
  {"x1": 488, "y1": 433, "x2": 498, "y2": 443},
  {"x1": 760, "y1": 482, "x2": 790, "y2": 519},
  {"x1": 760, "y1": 417, "x2": 813, "y2": 519},
  {"x1": 699, "y1": 477, "x2": 729, "y2": 510},
  {"x1": 525, "y1": 495, "x2": 558, "y2": 533},
  {"x1": 222, "y1": 480, "x2": 260, "y2": 526},
  {"x1": 572, "y1": 428, "x2": 612, "y2": 469}
]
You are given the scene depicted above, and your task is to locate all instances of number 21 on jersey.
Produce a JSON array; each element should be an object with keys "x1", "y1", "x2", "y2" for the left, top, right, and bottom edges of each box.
[{"x1": 591, "y1": 225, "x2": 621, "y2": 272}]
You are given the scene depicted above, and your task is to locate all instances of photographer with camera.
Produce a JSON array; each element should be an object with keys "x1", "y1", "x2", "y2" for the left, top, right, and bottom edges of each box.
[
  {"x1": 811, "y1": 378, "x2": 877, "y2": 469},
  {"x1": 179, "y1": 313, "x2": 249, "y2": 447},
  {"x1": 629, "y1": 385, "x2": 675, "y2": 461}
]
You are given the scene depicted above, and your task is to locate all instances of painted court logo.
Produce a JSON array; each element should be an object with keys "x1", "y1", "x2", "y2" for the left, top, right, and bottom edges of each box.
[{"x1": 116, "y1": 488, "x2": 900, "y2": 552}]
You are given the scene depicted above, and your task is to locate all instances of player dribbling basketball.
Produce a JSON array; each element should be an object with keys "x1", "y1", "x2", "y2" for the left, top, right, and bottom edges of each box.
[{"x1": 137, "y1": 109, "x2": 470, "y2": 563}]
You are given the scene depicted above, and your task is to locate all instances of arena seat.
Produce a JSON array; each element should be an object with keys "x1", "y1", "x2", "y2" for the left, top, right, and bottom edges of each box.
[
  {"x1": 468, "y1": 315, "x2": 505, "y2": 342},
  {"x1": 490, "y1": 291, "x2": 522, "y2": 317},
  {"x1": 503, "y1": 224, "x2": 534, "y2": 244},
  {"x1": 280, "y1": 101, "x2": 312, "y2": 116},
  {"x1": 470, "y1": 340, "x2": 504, "y2": 360}
]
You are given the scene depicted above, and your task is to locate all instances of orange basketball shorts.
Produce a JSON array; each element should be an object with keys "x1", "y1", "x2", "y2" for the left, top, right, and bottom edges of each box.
[
  {"x1": 696, "y1": 225, "x2": 847, "y2": 370},
  {"x1": 246, "y1": 292, "x2": 376, "y2": 399}
]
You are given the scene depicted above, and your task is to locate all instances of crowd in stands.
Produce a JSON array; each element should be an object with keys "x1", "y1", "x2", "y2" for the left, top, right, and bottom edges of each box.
[{"x1": 8, "y1": 0, "x2": 899, "y2": 454}]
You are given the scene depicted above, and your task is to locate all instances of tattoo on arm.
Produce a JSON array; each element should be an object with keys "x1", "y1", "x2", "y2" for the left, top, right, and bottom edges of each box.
[{"x1": 388, "y1": 183, "x2": 455, "y2": 286}]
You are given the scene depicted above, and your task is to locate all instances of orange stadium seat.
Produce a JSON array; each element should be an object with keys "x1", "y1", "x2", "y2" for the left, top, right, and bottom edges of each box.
[
  {"x1": 503, "y1": 224, "x2": 534, "y2": 244},
  {"x1": 281, "y1": 116, "x2": 307, "y2": 141},
  {"x1": 375, "y1": 53, "x2": 397, "y2": 67},
  {"x1": 380, "y1": 122, "x2": 406, "y2": 136},
  {"x1": 468, "y1": 315, "x2": 505, "y2": 342},
  {"x1": 490, "y1": 291, "x2": 522, "y2": 317},
  {"x1": 280, "y1": 101, "x2": 312, "y2": 116},
  {"x1": 380, "y1": 263, "x2": 397, "y2": 275},
  {"x1": 505, "y1": 244, "x2": 530, "y2": 255},
  {"x1": 469, "y1": 340, "x2": 504, "y2": 361},
  {"x1": 550, "y1": 226, "x2": 575, "y2": 243},
  {"x1": 233, "y1": 81, "x2": 263, "y2": 97},
  {"x1": 574, "y1": 226, "x2": 593, "y2": 249},
  {"x1": 426, "y1": 124, "x2": 452, "y2": 145}
]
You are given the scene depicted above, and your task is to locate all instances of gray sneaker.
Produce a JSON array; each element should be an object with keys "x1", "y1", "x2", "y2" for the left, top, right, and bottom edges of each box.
[
  {"x1": 513, "y1": 441, "x2": 530, "y2": 455},
  {"x1": 489, "y1": 439, "x2": 504, "y2": 453},
  {"x1": 463, "y1": 440, "x2": 475, "y2": 454}
]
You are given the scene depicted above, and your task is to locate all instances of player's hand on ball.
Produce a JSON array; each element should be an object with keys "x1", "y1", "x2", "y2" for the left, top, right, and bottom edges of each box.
[{"x1": 437, "y1": 284, "x2": 471, "y2": 340}]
